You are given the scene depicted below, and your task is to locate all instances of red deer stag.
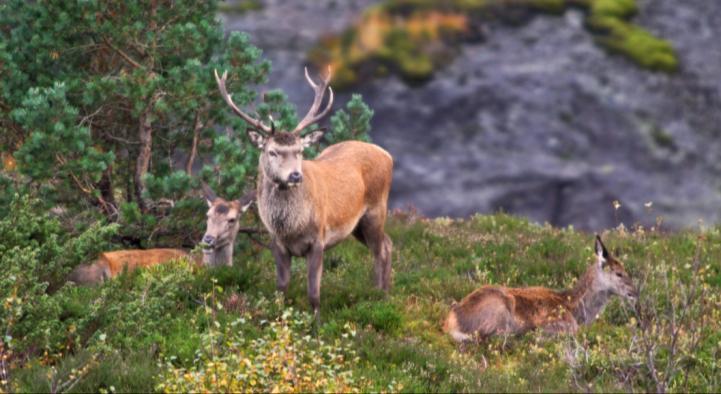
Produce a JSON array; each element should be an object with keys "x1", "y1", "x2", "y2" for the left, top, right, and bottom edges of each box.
[
  {"x1": 444, "y1": 236, "x2": 638, "y2": 342},
  {"x1": 214, "y1": 67, "x2": 393, "y2": 319}
]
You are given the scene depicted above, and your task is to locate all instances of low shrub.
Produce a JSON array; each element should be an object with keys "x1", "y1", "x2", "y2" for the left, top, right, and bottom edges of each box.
[
  {"x1": 1, "y1": 194, "x2": 117, "y2": 360},
  {"x1": 156, "y1": 307, "x2": 369, "y2": 393}
]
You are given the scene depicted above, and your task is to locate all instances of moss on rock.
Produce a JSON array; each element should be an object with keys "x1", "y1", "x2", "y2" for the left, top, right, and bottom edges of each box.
[
  {"x1": 309, "y1": 0, "x2": 679, "y2": 88},
  {"x1": 590, "y1": 0, "x2": 638, "y2": 18},
  {"x1": 587, "y1": 14, "x2": 678, "y2": 72}
]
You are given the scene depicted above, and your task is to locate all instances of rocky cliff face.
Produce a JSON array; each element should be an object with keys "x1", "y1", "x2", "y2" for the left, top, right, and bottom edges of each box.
[{"x1": 223, "y1": 0, "x2": 721, "y2": 230}]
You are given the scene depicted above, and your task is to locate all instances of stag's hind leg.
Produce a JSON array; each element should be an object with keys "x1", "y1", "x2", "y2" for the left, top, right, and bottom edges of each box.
[{"x1": 354, "y1": 207, "x2": 393, "y2": 291}]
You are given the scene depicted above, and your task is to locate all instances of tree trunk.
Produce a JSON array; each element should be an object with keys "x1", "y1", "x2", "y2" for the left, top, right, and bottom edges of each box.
[
  {"x1": 185, "y1": 109, "x2": 204, "y2": 175},
  {"x1": 134, "y1": 0, "x2": 160, "y2": 213},
  {"x1": 98, "y1": 165, "x2": 117, "y2": 218},
  {"x1": 134, "y1": 92, "x2": 163, "y2": 212}
]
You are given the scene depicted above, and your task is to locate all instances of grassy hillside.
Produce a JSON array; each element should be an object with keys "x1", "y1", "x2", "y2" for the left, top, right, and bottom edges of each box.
[{"x1": 5, "y1": 211, "x2": 721, "y2": 392}]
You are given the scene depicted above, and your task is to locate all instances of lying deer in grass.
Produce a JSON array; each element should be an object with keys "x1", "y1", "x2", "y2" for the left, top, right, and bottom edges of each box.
[
  {"x1": 68, "y1": 190, "x2": 256, "y2": 285},
  {"x1": 214, "y1": 67, "x2": 393, "y2": 319},
  {"x1": 67, "y1": 249, "x2": 192, "y2": 285},
  {"x1": 444, "y1": 236, "x2": 638, "y2": 342}
]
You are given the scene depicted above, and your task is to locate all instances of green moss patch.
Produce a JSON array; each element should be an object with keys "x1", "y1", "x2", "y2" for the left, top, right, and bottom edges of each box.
[{"x1": 588, "y1": 15, "x2": 678, "y2": 72}]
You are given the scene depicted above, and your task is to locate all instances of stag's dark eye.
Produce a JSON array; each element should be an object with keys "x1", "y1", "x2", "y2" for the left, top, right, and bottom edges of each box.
[
  {"x1": 268, "y1": 151, "x2": 277, "y2": 157},
  {"x1": 228, "y1": 218, "x2": 236, "y2": 224},
  {"x1": 616, "y1": 273, "x2": 623, "y2": 278}
]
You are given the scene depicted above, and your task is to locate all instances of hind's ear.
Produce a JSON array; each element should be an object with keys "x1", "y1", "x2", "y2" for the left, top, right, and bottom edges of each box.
[
  {"x1": 595, "y1": 235, "x2": 609, "y2": 268},
  {"x1": 237, "y1": 190, "x2": 256, "y2": 213},
  {"x1": 201, "y1": 182, "x2": 217, "y2": 207}
]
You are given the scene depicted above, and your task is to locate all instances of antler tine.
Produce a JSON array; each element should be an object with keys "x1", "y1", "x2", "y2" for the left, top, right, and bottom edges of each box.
[
  {"x1": 214, "y1": 69, "x2": 272, "y2": 135},
  {"x1": 304, "y1": 66, "x2": 318, "y2": 89},
  {"x1": 292, "y1": 67, "x2": 334, "y2": 135}
]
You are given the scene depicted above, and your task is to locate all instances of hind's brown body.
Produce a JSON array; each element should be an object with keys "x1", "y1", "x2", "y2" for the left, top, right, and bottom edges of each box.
[
  {"x1": 444, "y1": 285, "x2": 577, "y2": 342},
  {"x1": 68, "y1": 249, "x2": 190, "y2": 285},
  {"x1": 444, "y1": 236, "x2": 638, "y2": 342}
]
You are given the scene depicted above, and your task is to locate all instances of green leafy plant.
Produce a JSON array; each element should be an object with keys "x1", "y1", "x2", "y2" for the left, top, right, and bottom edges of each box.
[
  {"x1": 0, "y1": 194, "x2": 117, "y2": 382},
  {"x1": 157, "y1": 302, "x2": 369, "y2": 393}
]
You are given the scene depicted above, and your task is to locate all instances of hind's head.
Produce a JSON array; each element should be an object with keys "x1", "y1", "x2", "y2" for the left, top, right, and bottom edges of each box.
[
  {"x1": 201, "y1": 184, "x2": 255, "y2": 254},
  {"x1": 592, "y1": 235, "x2": 638, "y2": 302},
  {"x1": 67, "y1": 261, "x2": 110, "y2": 286}
]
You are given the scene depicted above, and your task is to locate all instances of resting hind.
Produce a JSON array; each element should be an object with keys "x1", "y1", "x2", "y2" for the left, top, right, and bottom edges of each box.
[{"x1": 444, "y1": 236, "x2": 637, "y2": 342}]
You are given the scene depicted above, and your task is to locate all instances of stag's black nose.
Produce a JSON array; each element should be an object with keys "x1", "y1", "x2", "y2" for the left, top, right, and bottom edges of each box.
[
  {"x1": 288, "y1": 171, "x2": 303, "y2": 183},
  {"x1": 202, "y1": 235, "x2": 215, "y2": 247}
]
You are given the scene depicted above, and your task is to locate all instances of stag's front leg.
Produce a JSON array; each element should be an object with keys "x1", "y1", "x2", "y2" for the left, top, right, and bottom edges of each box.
[
  {"x1": 271, "y1": 240, "x2": 292, "y2": 295},
  {"x1": 307, "y1": 242, "x2": 324, "y2": 324}
]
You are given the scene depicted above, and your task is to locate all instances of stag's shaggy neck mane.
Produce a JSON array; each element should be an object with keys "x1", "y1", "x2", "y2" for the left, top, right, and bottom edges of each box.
[
  {"x1": 258, "y1": 169, "x2": 313, "y2": 238},
  {"x1": 560, "y1": 266, "x2": 615, "y2": 325}
]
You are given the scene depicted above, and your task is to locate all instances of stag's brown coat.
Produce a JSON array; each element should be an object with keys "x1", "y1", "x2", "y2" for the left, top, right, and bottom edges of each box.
[{"x1": 214, "y1": 67, "x2": 394, "y2": 319}]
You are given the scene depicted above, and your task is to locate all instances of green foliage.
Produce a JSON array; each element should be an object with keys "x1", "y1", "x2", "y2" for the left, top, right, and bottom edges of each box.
[
  {"x1": 0, "y1": 0, "x2": 271, "y2": 237},
  {"x1": 0, "y1": 194, "x2": 117, "y2": 360},
  {"x1": 339, "y1": 300, "x2": 403, "y2": 333},
  {"x1": 156, "y1": 307, "x2": 369, "y2": 393},
  {"x1": 13, "y1": 350, "x2": 159, "y2": 393},
  {"x1": 328, "y1": 94, "x2": 374, "y2": 144},
  {"x1": 11, "y1": 83, "x2": 114, "y2": 206},
  {"x1": 0, "y1": 1, "x2": 376, "y2": 248},
  {"x1": 4, "y1": 210, "x2": 721, "y2": 392}
]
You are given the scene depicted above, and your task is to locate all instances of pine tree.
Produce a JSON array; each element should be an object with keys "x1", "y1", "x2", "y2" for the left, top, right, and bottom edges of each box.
[{"x1": 0, "y1": 1, "x2": 375, "y2": 245}]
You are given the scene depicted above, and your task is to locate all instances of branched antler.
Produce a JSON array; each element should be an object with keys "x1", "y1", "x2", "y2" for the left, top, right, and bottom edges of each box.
[
  {"x1": 214, "y1": 69, "x2": 273, "y2": 135},
  {"x1": 291, "y1": 66, "x2": 334, "y2": 135}
]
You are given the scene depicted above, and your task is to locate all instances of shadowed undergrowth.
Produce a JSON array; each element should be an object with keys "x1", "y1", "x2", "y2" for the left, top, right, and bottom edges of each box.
[{"x1": 4, "y1": 210, "x2": 720, "y2": 392}]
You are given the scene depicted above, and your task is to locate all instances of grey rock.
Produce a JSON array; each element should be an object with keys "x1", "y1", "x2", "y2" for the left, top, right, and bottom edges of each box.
[{"x1": 223, "y1": 0, "x2": 721, "y2": 230}]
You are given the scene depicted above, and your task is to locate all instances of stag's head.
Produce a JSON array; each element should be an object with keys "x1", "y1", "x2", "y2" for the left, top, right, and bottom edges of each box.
[
  {"x1": 592, "y1": 235, "x2": 638, "y2": 302},
  {"x1": 214, "y1": 67, "x2": 333, "y2": 188},
  {"x1": 201, "y1": 184, "x2": 254, "y2": 253}
]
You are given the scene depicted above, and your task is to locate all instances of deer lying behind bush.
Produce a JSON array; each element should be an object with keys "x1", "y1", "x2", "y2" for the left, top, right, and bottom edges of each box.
[
  {"x1": 67, "y1": 249, "x2": 192, "y2": 285},
  {"x1": 444, "y1": 236, "x2": 638, "y2": 342}
]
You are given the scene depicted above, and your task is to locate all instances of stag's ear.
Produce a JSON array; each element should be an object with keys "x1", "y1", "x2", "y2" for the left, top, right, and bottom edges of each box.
[
  {"x1": 201, "y1": 182, "x2": 217, "y2": 207},
  {"x1": 237, "y1": 190, "x2": 256, "y2": 213},
  {"x1": 301, "y1": 130, "x2": 325, "y2": 148},
  {"x1": 247, "y1": 129, "x2": 267, "y2": 149},
  {"x1": 595, "y1": 235, "x2": 609, "y2": 268}
]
